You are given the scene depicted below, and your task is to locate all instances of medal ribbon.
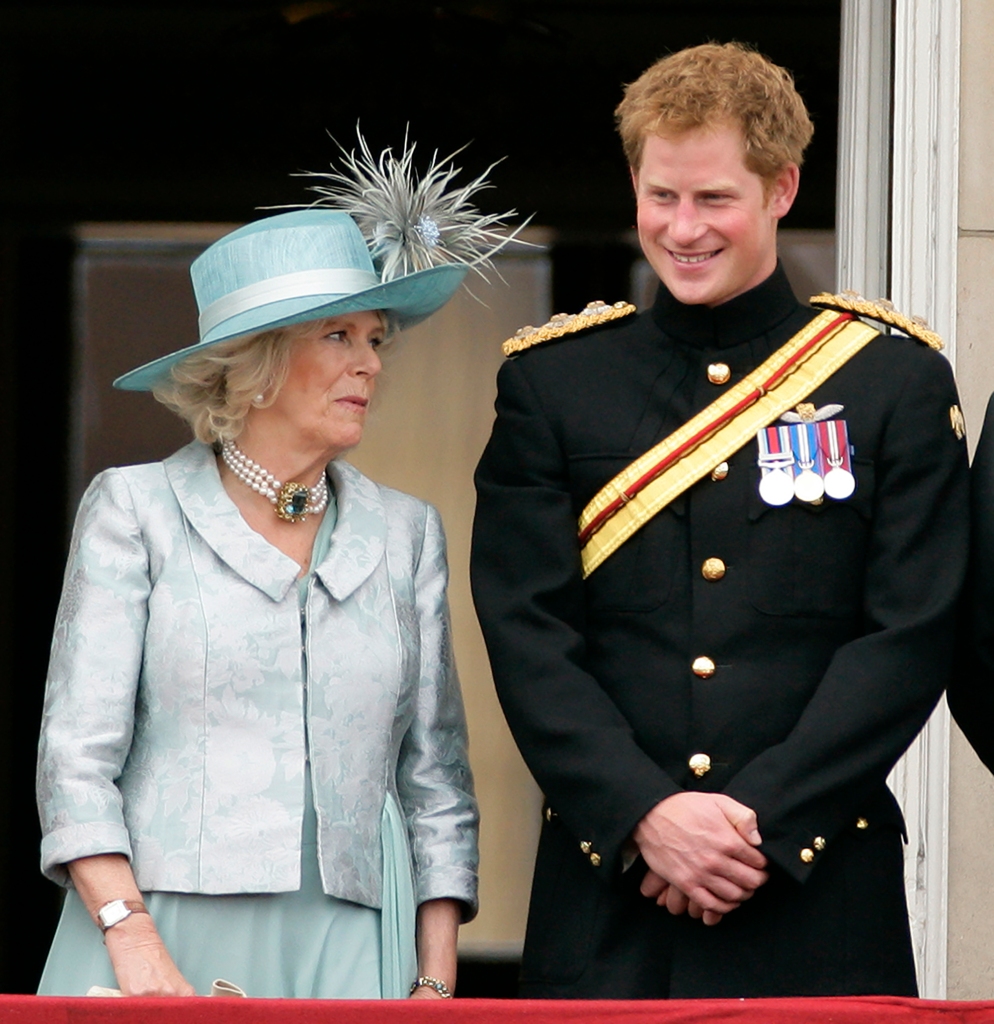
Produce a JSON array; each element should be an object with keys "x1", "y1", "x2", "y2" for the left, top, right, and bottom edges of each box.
[{"x1": 578, "y1": 311, "x2": 879, "y2": 577}]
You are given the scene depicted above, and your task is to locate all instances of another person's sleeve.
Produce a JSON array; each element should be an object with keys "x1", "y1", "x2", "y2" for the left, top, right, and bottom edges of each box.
[{"x1": 948, "y1": 392, "x2": 994, "y2": 773}]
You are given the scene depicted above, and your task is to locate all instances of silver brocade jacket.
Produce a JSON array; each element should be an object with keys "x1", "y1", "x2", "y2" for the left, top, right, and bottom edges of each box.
[{"x1": 37, "y1": 441, "x2": 478, "y2": 914}]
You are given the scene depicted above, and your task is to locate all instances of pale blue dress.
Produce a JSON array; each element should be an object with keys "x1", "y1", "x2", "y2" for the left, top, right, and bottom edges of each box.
[{"x1": 38, "y1": 496, "x2": 418, "y2": 998}]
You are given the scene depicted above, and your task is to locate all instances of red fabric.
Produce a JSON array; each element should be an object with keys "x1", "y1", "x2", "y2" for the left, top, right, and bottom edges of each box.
[{"x1": 6, "y1": 996, "x2": 994, "y2": 1024}]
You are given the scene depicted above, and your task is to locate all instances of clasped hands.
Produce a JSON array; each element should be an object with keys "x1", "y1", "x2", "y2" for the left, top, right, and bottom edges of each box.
[{"x1": 634, "y1": 792, "x2": 768, "y2": 927}]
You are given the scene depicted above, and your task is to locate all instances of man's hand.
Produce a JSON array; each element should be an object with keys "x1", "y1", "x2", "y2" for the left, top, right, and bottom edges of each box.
[
  {"x1": 639, "y1": 869, "x2": 725, "y2": 925},
  {"x1": 634, "y1": 792, "x2": 769, "y2": 917}
]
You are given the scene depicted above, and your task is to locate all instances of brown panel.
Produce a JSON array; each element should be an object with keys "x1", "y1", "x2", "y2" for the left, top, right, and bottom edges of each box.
[{"x1": 70, "y1": 225, "x2": 234, "y2": 507}]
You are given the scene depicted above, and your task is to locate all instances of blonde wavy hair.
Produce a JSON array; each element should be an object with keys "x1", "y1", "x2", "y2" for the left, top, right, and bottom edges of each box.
[
  {"x1": 151, "y1": 325, "x2": 301, "y2": 444},
  {"x1": 152, "y1": 311, "x2": 392, "y2": 443},
  {"x1": 615, "y1": 42, "x2": 814, "y2": 188}
]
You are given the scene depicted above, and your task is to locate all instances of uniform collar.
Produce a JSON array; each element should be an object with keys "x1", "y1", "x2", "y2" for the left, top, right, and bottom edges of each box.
[{"x1": 650, "y1": 262, "x2": 801, "y2": 350}]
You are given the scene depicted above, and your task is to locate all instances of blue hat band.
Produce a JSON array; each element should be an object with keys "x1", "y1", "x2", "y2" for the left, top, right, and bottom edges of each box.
[{"x1": 198, "y1": 267, "x2": 381, "y2": 339}]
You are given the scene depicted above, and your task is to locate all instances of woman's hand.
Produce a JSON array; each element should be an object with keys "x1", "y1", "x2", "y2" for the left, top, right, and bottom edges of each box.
[
  {"x1": 410, "y1": 898, "x2": 461, "y2": 999},
  {"x1": 104, "y1": 914, "x2": 195, "y2": 996},
  {"x1": 67, "y1": 853, "x2": 195, "y2": 997}
]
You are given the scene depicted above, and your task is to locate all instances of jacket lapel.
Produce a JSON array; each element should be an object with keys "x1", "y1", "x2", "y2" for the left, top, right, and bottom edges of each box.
[
  {"x1": 164, "y1": 442, "x2": 301, "y2": 602},
  {"x1": 164, "y1": 443, "x2": 387, "y2": 604},
  {"x1": 316, "y1": 460, "x2": 387, "y2": 601}
]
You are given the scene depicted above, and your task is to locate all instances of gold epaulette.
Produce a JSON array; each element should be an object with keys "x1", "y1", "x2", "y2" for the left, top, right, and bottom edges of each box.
[
  {"x1": 502, "y1": 300, "x2": 637, "y2": 357},
  {"x1": 809, "y1": 290, "x2": 943, "y2": 351}
]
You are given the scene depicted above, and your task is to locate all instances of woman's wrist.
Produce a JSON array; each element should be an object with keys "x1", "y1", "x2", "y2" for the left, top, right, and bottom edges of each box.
[{"x1": 410, "y1": 975, "x2": 453, "y2": 998}]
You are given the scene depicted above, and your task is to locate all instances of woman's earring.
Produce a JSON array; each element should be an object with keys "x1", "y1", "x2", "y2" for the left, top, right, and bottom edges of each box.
[{"x1": 252, "y1": 394, "x2": 265, "y2": 407}]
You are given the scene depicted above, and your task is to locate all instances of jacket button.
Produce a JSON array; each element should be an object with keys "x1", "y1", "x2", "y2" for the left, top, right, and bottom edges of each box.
[
  {"x1": 589, "y1": 852, "x2": 602, "y2": 867},
  {"x1": 813, "y1": 836, "x2": 826, "y2": 851},
  {"x1": 707, "y1": 362, "x2": 731, "y2": 385},
  {"x1": 688, "y1": 753, "x2": 711, "y2": 777},
  {"x1": 711, "y1": 461, "x2": 729, "y2": 481},
  {"x1": 856, "y1": 817, "x2": 869, "y2": 829},
  {"x1": 544, "y1": 806, "x2": 556, "y2": 822},
  {"x1": 579, "y1": 840, "x2": 592, "y2": 854},
  {"x1": 692, "y1": 656, "x2": 716, "y2": 678},
  {"x1": 800, "y1": 848, "x2": 815, "y2": 864},
  {"x1": 701, "y1": 557, "x2": 726, "y2": 581}
]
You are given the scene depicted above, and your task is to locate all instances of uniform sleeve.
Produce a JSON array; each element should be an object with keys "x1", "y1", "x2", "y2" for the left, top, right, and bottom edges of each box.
[
  {"x1": 471, "y1": 359, "x2": 680, "y2": 875},
  {"x1": 396, "y1": 504, "x2": 480, "y2": 919},
  {"x1": 36, "y1": 469, "x2": 151, "y2": 885},
  {"x1": 948, "y1": 391, "x2": 994, "y2": 773},
  {"x1": 724, "y1": 349, "x2": 969, "y2": 882}
]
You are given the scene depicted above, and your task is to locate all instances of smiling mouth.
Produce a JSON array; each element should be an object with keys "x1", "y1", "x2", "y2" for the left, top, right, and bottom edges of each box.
[{"x1": 668, "y1": 249, "x2": 721, "y2": 264}]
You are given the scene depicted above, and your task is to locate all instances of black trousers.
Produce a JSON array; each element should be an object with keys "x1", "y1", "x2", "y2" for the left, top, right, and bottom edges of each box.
[{"x1": 519, "y1": 814, "x2": 918, "y2": 999}]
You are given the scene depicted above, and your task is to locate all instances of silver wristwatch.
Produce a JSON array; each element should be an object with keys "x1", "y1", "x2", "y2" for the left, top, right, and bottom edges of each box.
[{"x1": 97, "y1": 898, "x2": 149, "y2": 933}]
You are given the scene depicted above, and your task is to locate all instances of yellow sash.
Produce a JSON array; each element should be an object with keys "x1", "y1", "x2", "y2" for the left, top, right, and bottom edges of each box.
[{"x1": 579, "y1": 310, "x2": 879, "y2": 577}]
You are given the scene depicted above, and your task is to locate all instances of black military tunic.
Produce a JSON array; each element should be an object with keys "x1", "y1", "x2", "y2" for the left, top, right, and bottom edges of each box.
[
  {"x1": 470, "y1": 266, "x2": 969, "y2": 998},
  {"x1": 949, "y1": 393, "x2": 994, "y2": 771}
]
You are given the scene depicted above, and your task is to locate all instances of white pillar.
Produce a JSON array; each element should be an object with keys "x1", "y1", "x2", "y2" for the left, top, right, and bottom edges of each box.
[
  {"x1": 836, "y1": 0, "x2": 892, "y2": 300},
  {"x1": 838, "y1": 0, "x2": 961, "y2": 999}
]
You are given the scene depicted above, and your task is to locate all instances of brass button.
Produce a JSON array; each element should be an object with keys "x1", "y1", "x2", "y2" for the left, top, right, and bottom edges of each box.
[
  {"x1": 589, "y1": 852, "x2": 602, "y2": 868},
  {"x1": 692, "y1": 656, "x2": 716, "y2": 678},
  {"x1": 856, "y1": 817, "x2": 869, "y2": 830},
  {"x1": 800, "y1": 848, "x2": 815, "y2": 864},
  {"x1": 579, "y1": 840, "x2": 592, "y2": 854},
  {"x1": 688, "y1": 753, "x2": 711, "y2": 777},
  {"x1": 813, "y1": 836, "x2": 826, "y2": 851},
  {"x1": 711, "y1": 461, "x2": 729, "y2": 481},
  {"x1": 701, "y1": 557, "x2": 726, "y2": 581},
  {"x1": 707, "y1": 362, "x2": 731, "y2": 385},
  {"x1": 544, "y1": 806, "x2": 555, "y2": 822}
]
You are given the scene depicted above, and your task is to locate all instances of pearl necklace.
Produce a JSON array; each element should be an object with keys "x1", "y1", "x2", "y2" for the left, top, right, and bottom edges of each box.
[{"x1": 221, "y1": 439, "x2": 329, "y2": 523}]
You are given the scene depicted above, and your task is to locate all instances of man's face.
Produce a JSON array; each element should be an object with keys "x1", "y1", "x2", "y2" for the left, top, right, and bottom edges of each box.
[{"x1": 633, "y1": 124, "x2": 799, "y2": 307}]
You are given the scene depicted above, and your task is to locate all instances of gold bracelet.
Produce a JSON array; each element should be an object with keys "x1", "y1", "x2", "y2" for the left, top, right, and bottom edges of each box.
[{"x1": 410, "y1": 975, "x2": 453, "y2": 998}]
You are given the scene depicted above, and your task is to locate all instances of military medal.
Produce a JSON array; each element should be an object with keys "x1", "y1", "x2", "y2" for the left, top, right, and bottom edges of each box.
[
  {"x1": 790, "y1": 422, "x2": 825, "y2": 503},
  {"x1": 757, "y1": 425, "x2": 796, "y2": 506},
  {"x1": 818, "y1": 419, "x2": 856, "y2": 500}
]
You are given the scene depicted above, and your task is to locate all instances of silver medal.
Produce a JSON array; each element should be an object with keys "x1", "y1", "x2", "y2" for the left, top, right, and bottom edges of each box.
[
  {"x1": 759, "y1": 468, "x2": 795, "y2": 506},
  {"x1": 822, "y1": 418, "x2": 856, "y2": 500},
  {"x1": 794, "y1": 468, "x2": 825, "y2": 503},
  {"x1": 824, "y1": 466, "x2": 856, "y2": 500},
  {"x1": 790, "y1": 423, "x2": 825, "y2": 503}
]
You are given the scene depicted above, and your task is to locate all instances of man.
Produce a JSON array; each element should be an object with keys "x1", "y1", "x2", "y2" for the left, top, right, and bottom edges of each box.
[{"x1": 470, "y1": 43, "x2": 968, "y2": 999}]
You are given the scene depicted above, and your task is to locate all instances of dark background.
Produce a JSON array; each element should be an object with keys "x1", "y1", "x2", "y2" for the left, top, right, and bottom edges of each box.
[{"x1": 0, "y1": 0, "x2": 840, "y2": 994}]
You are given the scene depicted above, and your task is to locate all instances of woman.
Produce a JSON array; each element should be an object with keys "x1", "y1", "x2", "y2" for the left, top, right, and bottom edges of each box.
[{"x1": 36, "y1": 142, "x2": 514, "y2": 998}]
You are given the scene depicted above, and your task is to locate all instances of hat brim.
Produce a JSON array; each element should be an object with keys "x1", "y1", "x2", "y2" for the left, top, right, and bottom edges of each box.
[{"x1": 114, "y1": 263, "x2": 468, "y2": 392}]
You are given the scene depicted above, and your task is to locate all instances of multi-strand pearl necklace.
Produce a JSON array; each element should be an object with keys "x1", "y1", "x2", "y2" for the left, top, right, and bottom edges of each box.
[{"x1": 221, "y1": 439, "x2": 328, "y2": 523}]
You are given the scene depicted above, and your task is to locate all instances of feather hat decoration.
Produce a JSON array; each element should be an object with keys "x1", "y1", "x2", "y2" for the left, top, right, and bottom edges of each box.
[{"x1": 297, "y1": 128, "x2": 531, "y2": 283}]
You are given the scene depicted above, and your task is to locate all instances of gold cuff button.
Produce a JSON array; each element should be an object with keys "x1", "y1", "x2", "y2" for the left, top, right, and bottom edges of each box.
[
  {"x1": 579, "y1": 840, "x2": 592, "y2": 854},
  {"x1": 813, "y1": 836, "x2": 826, "y2": 851},
  {"x1": 800, "y1": 848, "x2": 815, "y2": 864},
  {"x1": 589, "y1": 852, "x2": 602, "y2": 867},
  {"x1": 707, "y1": 362, "x2": 731, "y2": 385},
  {"x1": 692, "y1": 656, "x2": 716, "y2": 678},
  {"x1": 711, "y1": 461, "x2": 729, "y2": 481},
  {"x1": 688, "y1": 753, "x2": 711, "y2": 777},
  {"x1": 701, "y1": 557, "x2": 726, "y2": 581},
  {"x1": 856, "y1": 817, "x2": 869, "y2": 830}
]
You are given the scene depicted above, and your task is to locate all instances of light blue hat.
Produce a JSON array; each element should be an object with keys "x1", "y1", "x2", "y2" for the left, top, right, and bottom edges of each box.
[{"x1": 114, "y1": 209, "x2": 467, "y2": 391}]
